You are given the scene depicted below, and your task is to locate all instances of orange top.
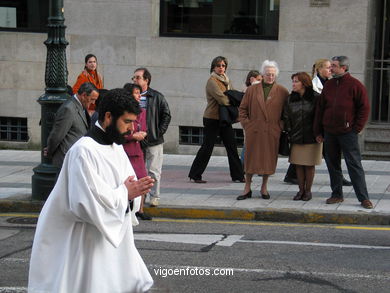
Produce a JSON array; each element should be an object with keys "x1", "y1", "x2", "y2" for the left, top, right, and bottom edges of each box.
[{"x1": 72, "y1": 70, "x2": 104, "y2": 111}]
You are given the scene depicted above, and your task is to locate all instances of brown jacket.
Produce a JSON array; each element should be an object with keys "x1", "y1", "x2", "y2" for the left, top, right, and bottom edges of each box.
[
  {"x1": 239, "y1": 82, "x2": 289, "y2": 175},
  {"x1": 203, "y1": 74, "x2": 232, "y2": 120}
]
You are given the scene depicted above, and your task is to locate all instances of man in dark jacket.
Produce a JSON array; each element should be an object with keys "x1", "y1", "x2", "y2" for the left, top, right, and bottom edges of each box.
[
  {"x1": 314, "y1": 56, "x2": 372, "y2": 209},
  {"x1": 132, "y1": 68, "x2": 171, "y2": 207}
]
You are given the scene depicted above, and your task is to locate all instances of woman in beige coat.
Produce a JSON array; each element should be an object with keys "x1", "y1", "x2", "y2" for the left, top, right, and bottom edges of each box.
[{"x1": 237, "y1": 60, "x2": 289, "y2": 200}]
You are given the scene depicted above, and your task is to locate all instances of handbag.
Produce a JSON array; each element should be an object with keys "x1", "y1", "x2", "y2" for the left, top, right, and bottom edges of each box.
[{"x1": 278, "y1": 131, "x2": 290, "y2": 156}]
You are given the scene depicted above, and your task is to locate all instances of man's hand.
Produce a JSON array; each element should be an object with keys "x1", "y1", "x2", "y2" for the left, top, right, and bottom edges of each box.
[
  {"x1": 124, "y1": 176, "x2": 154, "y2": 200},
  {"x1": 316, "y1": 135, "x2": 324, "y2": 143},
  {"x1": 132, "y1": 131, "x2": 147, "y2": 141}
]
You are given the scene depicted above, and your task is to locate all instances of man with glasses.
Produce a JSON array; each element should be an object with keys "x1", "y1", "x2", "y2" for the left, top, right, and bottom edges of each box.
[
  {"x1": 314, "y1": 56, "x2": 372, "y2": 209},
  {"x1": 132, "y1": 68, "x2": 171, "y2": 207}
]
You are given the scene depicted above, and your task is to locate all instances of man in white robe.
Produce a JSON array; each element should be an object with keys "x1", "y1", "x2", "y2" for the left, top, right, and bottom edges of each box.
[{"x1": 28, "y1": 89, "x2": 154, "y2": 293}]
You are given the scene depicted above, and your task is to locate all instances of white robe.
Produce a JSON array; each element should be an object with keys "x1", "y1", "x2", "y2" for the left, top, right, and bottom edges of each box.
[{"x1": 28, "y1": 137, "x2": 153, "y2": 293}]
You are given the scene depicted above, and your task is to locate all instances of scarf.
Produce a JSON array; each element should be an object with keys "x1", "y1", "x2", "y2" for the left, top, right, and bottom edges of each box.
[{"x1": 211, "y1": 72, "x2": 231, "y2": 90}]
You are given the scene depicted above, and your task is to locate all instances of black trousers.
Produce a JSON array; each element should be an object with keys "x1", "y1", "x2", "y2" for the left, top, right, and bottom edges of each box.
[
  {"x1": 188, "y1": 118, "x2": 244, "y2": 181},
  {"x1": 324, "y1": 131, "x2": 369, "y2": 202}
]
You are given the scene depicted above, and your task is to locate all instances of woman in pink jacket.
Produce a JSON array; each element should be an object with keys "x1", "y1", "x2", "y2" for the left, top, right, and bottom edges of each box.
[{"x1": 123, "y1": 83, "x2": 151, "y2": 220}]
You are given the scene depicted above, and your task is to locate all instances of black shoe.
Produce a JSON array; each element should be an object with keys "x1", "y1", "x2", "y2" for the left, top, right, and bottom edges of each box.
[
  {"x1": 232, "y1": 178, "x2": 245, "y2": 183},
  {"x1": 237, "y1": 190, "x2": 252, "y2": 200},
  {"x1": 342, "y1": 178, "x2": 352, "y2": 186},
  {"x1": 136, "y1": 212, "x2": 152, "y2": 220},
  {"x1": 189, "y1": 178, "x2": 207, "y2": 183},
  {"x1": 261, "y1": 192, "x2": 270, "y2": 200},
  {"x1": 284, "y1": 177, "x2": 298, "y2": 184}
]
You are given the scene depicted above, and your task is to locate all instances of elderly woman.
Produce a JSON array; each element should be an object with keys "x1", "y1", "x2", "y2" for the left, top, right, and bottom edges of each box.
[
  {"x1": 283, "y1": 72, "x2": 322, "y2": 201},
  {"x1": 188, "y1": 56, "x2": 244, "y2": 183},
  {"x1": 237, "y1": 60, "x2": 289, "y2": 200}
]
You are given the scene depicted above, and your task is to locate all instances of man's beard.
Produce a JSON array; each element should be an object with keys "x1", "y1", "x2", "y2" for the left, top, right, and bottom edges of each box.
[{"x1": 105, "y1": 119, "x2": 129, "y2": 145}]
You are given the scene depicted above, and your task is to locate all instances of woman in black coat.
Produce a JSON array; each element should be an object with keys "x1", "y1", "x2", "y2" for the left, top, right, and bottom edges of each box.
[{"x1": 283, "y1": 72, "x2": 322, "y2": 201}]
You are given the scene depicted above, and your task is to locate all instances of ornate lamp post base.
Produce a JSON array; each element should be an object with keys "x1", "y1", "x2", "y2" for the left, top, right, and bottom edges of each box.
[{"x1": 31, "y1": 0, "x2": 69, "y2": 200}]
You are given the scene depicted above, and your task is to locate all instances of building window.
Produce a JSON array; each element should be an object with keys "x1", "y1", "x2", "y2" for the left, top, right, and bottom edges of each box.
[
  {"x1": 0, "y1": 117, "x2": 29, "y2": 142},
  {"x1": 0, "y1": 0, "x2": 49, "y2": 32},
  {"x1": 160, "y1": 0, "x2": 279, "y2": 40},
  {"x1": 179, "y1": 126, "x2": 244, "y2": 147},
  {"x1": 371, "y1": 0, "x2": 390, "y2": 123}
]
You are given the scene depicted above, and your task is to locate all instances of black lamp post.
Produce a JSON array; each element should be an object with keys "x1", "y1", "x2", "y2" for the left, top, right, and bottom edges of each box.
[{"x1": 31, "y1": 0, "x2": 69, "y2": 200}]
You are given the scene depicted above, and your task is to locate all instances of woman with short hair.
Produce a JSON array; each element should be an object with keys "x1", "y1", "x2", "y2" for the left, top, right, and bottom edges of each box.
[
  {"x1": 283, "y1": 72, "x2": 322, "y2": 201},
  {"x1": 237, "y1": 60, "x2": 289, "y2": 200}
]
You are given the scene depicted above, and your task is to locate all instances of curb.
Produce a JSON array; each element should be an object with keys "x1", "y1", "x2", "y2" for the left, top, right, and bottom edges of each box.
[
  {"x1": 1, "y1": 200, "x2": 389, "y2": 226},
  {"x1": 145, "y1": 206, "x2": 390, "y2": 225}
]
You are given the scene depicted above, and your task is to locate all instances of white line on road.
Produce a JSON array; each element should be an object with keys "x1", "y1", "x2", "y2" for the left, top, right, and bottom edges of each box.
[
  {"x1": 237, "y1": 240, "x2": 390, "y2": 250},
  {"x1": 0, "y1": 287, "x2": 26, "y2": 293}
]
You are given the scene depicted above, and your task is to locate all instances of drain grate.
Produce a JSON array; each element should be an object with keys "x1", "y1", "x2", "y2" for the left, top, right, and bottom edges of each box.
[{"x1": 6, "y1": 217, "x2": 38, "y2": 225}]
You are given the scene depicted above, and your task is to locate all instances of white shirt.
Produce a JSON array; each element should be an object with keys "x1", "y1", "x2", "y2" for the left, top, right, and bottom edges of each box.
[{"x1": 28, "y1": 137, "x2": 153, "y2": 293}]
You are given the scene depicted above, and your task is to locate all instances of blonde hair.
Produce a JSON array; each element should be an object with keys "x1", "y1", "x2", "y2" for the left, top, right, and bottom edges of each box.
[{"x1": 311, "y1": 58, "x2": 330, "y2": 78}]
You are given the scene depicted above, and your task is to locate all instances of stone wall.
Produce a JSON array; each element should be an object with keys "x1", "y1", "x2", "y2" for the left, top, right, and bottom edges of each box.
[{"x1": 0, "y1": 0, "x2": 372, "y2": 154}]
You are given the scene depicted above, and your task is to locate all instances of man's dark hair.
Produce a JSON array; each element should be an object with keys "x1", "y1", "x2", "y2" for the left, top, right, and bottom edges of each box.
[
  {"x1": 123, "y1": 83, "x2": 142, "y2": 95},
  {"x1": 95, "y1": 88, "x2": 108, "y2": 109},
  {"x1": 134, "y1": 67, "x2": 151, "y2": 86},
  {"x1": 77, "y1": 82, "x2": 98, "y2": 95},
  {"x1": 98, "y1": 88, "x2": 141, "y2": 123},
  {"x1": 332, "y1": 56, "x2": 350, "y2": 71}
]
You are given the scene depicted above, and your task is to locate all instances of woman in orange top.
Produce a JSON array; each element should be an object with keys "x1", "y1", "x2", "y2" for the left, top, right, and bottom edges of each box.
[{"x1": 72, "y1": 54, "x2": 104, "y2": 113}]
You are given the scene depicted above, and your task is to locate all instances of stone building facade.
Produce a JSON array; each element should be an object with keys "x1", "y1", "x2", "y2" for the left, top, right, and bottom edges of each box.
[{"x1": 0, "y1": 0, "x2": 388, "y2": 158}]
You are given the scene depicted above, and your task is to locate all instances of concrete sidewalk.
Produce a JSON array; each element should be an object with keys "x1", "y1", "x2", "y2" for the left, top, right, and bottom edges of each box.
[{"x1": 0, "y1": 150, "x2": 390, "y2": 225}]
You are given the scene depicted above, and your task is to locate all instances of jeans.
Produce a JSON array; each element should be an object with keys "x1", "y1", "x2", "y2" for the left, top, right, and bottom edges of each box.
[{"x1": 324, "y1": 131, "x2": 369, "y2": 202}]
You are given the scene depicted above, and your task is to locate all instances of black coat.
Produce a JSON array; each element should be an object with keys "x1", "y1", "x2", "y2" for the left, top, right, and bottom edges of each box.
[
  {"x1": 283, "y1": 88, "x2": 319, "y2": 144},
  {"x1": 219, "y1": 90, "x2": 244, "y2": 127}
]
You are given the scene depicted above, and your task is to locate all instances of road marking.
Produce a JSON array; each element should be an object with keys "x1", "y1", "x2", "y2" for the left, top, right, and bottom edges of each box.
[
  {"x1": 153, "y1": 218, "x2": 390, "y2": 231},
  {"x1": 2, "y1": 214, "x2": 390, "y2": 231},
  {"x1": 148, "y1": 264, "x2": 390, "y2": 280},
  {"x1": 216, "y1": 235, "x2": 243, "y2": 246},
  {"x1": 135, "y1": 233, "x2": 224, "y2": 245},
  {"x1": 0, "y1": 287, "x2": 26, "y2": 293},
  {"x1": 0, "y1": 213, "x2": 38, "y2": 218},
  {"x1": 135, "y1": 233, "x2": 390, "y2": 249},
  {"x1": 237, "y1": 240, "x2": 390, "y2": 250}
]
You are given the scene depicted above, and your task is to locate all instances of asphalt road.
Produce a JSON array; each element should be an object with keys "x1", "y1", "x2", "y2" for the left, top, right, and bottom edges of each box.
[{"x1": 1, "y1": 214, "x2": 390, "y2": 292}]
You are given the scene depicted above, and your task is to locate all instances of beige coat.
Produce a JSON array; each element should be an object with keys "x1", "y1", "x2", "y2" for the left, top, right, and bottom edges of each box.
[
  {"x1": 239, "y1": 82, "x2": 289, "y2": 175},
  {"x1": 203, "y1": 73, "x2": 232, "y2": 120}
]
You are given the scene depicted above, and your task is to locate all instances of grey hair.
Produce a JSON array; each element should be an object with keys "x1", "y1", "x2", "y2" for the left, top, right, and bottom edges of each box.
[
  {"x1": 261, "y1": 60, "x2": 279, "y2": 76},
  {"x1": 331, "y1": 56, "x2": 350, "y2": 71}
]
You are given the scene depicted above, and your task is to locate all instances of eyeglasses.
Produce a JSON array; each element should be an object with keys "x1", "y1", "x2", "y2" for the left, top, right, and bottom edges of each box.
[
  {"x1": 132, "y1": 76, "x2": 143, "y2": 81},
  {"x1": 215, "y1": 64, "x2": 226, "y2": 68}
]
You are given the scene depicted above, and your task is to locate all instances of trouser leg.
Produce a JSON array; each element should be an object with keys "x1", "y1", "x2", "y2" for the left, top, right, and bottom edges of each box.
[
  {"x1": 220, "y1": 124, "x2": 244, "y2": 180},
  {"x1": 145, "y1": 144, "x2": 163, "y2": 199},
  {"x1": 188, "y1": 118, "x2": 218, "y2": 180},
  {"x1": 324, "y1": 132, "x2": 343, "y2": 198},
  {"x1": 339, "y1": 131, "x2": 369, "y2": 202}
]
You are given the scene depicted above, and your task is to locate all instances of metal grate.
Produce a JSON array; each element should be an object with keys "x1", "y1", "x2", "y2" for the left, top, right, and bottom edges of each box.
[
  {"x1": 179, "y1": 126, "x2": 243, "y2": 147},
  {"x1": 371, "y1": 0, "x2": 390, "y2": 123},
  {"x1": 0, "y1": 116, "x2": 29, "y2": 141}
]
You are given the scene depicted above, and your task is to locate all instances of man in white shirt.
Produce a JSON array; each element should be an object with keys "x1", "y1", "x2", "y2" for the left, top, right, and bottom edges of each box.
[{"x1": 28, "y1": 88, "x2": 155, "y2": 293}]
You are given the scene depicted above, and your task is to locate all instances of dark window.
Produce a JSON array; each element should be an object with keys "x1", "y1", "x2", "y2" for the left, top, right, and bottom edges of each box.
[
  {"x1": 0, "y1": 117, "x2": 29, "y2": 142},
  {"x1": 179, "y1": 126, "x2": 243, "y2": 147},
  {"x1": 0, "y1": 0, "x2": 49, "y2": 32},
  {"x1": 371, "y1": 0, "x2": 390, "y2": 123},
  {"x1": 160, "y1": 0, "x2": 279, "y2": 40}
]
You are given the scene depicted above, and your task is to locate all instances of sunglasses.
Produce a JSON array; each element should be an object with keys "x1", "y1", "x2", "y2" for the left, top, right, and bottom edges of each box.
[{"x1": 215, "y1": 64, "x2": 226, "y2": 68}]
